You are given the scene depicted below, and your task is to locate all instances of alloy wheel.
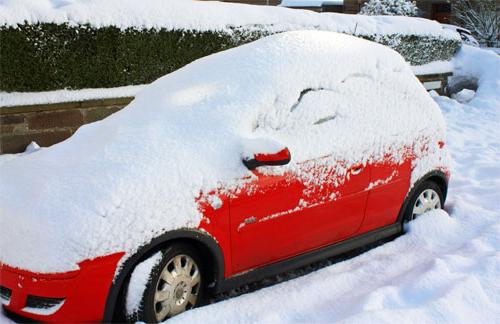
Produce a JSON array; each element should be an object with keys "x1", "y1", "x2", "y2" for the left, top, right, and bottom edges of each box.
[
  {"x1": 411, "y1": 188, "x2": 441, "y2": 220},
  {"x1": 153, "y1": 254, "x2": 201, "y2": 321}
]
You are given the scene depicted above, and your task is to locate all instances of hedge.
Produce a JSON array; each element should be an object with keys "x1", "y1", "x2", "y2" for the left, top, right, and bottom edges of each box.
[{"x1": 0, "y1": 23, "x2": 460, "y2": 92}]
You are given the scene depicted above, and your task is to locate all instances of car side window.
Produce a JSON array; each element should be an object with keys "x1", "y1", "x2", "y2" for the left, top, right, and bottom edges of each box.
[
  {"x1": 252, "y1": 88, "x2": 344, "y2": 163},
  {"x1": 252, "y1": 73, "x2": 387, "y2": 164},
  {"x1": 255, "y1": 88, "x2": 340, "y2": 132}
]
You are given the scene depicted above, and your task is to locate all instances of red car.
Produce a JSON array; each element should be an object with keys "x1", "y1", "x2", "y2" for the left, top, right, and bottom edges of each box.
[{"x1": 0, "y1": 31, "x2": 450, "y2": 323}]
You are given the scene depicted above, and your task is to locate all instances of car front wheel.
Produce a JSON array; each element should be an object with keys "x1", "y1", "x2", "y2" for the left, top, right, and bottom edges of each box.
[
  {"x1": 125, "y1": 243, "x2": 204, "y2": 323},
  {"x1": 404, "y1": 180, "x2": 444, "y2": 223}
]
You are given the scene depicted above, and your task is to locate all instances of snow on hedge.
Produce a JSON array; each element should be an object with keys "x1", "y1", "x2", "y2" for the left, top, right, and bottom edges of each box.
[
  {"x1": 0, "y1": 31, "x2": 447, "y2": 273},
  {"x1": 360, "y1": 0, "x2": 418, "y2": 17},
  {"x1": 0, "y1": 0, "x2": 457, "y2": 39}
]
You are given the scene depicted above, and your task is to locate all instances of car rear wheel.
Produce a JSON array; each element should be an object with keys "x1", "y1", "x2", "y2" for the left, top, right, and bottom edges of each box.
[
  {"x1": 403, "y1": 180, "x2": 444, "y2": 223},
  {"x1": 125, "y1": 243, "x2": 205, "y2": 323}
]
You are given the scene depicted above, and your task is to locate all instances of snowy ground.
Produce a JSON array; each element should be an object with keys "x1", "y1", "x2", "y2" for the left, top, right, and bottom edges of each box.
[{"x1": 1, "y1": 47, "x2": 499, "y2": 323}]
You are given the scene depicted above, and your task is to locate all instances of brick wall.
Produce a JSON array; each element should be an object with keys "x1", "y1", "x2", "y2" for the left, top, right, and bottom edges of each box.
[{"x1": 0, "y1": 98, "x2": 132, "y2": 154}]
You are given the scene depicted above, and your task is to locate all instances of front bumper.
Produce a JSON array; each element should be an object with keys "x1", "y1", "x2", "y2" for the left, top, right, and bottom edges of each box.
[{"x1": 0, "y1": 252, "x2": 123, "y2": 322}]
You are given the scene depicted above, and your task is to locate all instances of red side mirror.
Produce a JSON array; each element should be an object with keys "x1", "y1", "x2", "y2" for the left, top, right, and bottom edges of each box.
[{"x1": 243, "y1": 147, "x2": 291, "y2": 170}]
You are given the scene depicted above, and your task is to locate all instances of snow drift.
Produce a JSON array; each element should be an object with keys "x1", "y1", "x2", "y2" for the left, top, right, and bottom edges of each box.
[{"x1": 0, "y1": 31, "x2": 447, "y2": 273}]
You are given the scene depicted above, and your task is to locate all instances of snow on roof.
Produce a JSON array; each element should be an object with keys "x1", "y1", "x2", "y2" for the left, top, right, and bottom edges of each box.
[
  {"x1": 0, "y1": 31, "x2": 446, "y2": 273},
  {"x1": 0, "y1": 0, "x2": 457, "y2": 39}
]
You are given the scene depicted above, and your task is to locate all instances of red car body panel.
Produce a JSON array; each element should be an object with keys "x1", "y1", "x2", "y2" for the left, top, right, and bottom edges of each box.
[
  {"x1": 229, "y1": 157, "x2": 371, "y2": 273},
  {"x1": 359, "y1": 158, "x2": 412, "y2": 233},
  {"x1": 0, "y1": 146, "x2": 446, "y2": 322},
  {"x1": 0, "y1": 253, "x2": 123, "y2": 322}
]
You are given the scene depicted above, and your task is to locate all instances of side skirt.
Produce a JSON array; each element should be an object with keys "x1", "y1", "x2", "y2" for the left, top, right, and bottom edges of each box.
[{"x1": 215, "y1": 223, "x2": 402, "y2": 293}]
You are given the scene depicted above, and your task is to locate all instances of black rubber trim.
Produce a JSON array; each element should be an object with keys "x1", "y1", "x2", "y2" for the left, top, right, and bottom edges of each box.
[
  {"x1": 242, "y1": 157, "x2": 291, "y2": 170},
  {"x1": 0, "y1": 286, "x2": 11, "y2": 301},
  {"x1": 215, "y1": 223, "x2": 402, "y2": 293},
  {"x1": 25, "y1": 295, "x2": 64, "y2": 309},
  {"x1": 102, "y1": 229, "x2": 224, "y2": 322},
  {"x1": 396, "y1": 170, "x2": 449, "y2": 224}
]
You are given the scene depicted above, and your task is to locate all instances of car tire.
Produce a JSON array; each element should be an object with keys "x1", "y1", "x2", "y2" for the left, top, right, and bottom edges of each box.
[
  {"x1": 125, "y1": 243, "x2": 205, "y2": 323},
  {"x1": 402, "y1": 180, "x2": 444, "y2": 224}
]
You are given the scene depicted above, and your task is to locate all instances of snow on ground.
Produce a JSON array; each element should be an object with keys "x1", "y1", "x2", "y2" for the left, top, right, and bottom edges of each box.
[
  {"x1": 162, "y1": 47, "x2": 499, "y2": 324},
  {"x1": 486, "y1": 48, "x2": 500, "y2": 55},
  {"x1": 0, "y1": 0, "x2": 457, "y2": 39}
]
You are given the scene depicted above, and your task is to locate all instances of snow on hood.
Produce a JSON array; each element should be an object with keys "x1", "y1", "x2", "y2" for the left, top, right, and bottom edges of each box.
[
  {"x1": 0, "y1": 31, "x2": 446, "y2": 273},
  {"x1": 0, "y1": 0, "x2": 458, "y2": 39}
]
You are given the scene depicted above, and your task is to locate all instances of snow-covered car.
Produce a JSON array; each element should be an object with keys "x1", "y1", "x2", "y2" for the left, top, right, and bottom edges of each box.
[
  {"x1": 442, "y1": 23, "x2": 480, "y2": 47},
  {"x1": 0, "y1": 31, "x2": 450, "y2": 323}
]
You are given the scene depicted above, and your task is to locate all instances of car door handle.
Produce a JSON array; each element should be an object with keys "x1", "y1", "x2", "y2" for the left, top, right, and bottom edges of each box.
[
  {"x1": 351, "y1": 167, "x2": 363, "y2": 175},
  {"x1": 244, "y1": 216, "x2": 257, "y2": 224}
]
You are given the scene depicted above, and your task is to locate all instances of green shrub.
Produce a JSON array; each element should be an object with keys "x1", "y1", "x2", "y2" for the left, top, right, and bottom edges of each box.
[{"x1": 0, "y1": 23, "x2": 460, "y2": 92}]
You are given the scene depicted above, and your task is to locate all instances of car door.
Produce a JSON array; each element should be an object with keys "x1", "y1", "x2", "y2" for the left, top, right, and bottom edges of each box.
[
  {"x1": 357, "y1": 154, "x2": 412, "y2": 234},
  {"x1": 229, "y1": 89, "x2": 371, "y2": 274}
]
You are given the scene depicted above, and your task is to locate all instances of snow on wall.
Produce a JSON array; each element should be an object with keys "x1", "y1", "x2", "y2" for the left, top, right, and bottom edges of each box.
[
  {"x1": 0, "y1": 31, "x2": 447, "y2": 273},
  {"x1": 411, "y1": 61, "x2": 453, "y2": 75},
  {"x1": 281, "y1": 0, "x2": 344, "y2": 7},
  {"x1": 0, "y1": 85, "x2": 144, "y2": 108},
  {"x1": 0, "y1": 0, "x2": 458, "y2": 39}
]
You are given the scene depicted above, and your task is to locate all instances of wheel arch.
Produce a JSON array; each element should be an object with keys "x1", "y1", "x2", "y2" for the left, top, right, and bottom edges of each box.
[
  {"x1": 103, "y1": 229, "x2": 225, "y2": 322},
  {"x1": 396, "y1": 170, "x2": 449, "y2": 224}
]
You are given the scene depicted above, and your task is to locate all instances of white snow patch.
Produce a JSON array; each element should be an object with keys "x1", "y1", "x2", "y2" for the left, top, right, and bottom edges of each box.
[
  {"x1": 0, "y1": 85, "x2": 144, "y2": 108},
  {"x1": 366, "y1": 169, "x2": 398, "y2": 190},
  {"x1": 281, "y1": 0, "x2": 344, "y2": 7},
  {"x1": 0, "y1": 141, "x2": 42, "y2": 167},
  {"x1": 486, "y1": 47, "x2": 500, "y2": 55},
  {"x1": 206, "y1": 195, "x2": 223, "y2": 210},
  {"x1": 452, "y1": 89, "x2": 476, "y2": 103},
  {"x1": 241, "y1": 137, "x2": 286, "y2": 160},
  {"x1": 24, "y1": 141, "x2": 41, "y2": 154},
  {"x1": 450, "y1": 45, "x2": 500, "y2": 110},
  {"x1": 411, "y1": 60, "x2": 453, "y2": 75},
  {"x1": 125, "y1": 251, "x2": 163, "y2": 316}
]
